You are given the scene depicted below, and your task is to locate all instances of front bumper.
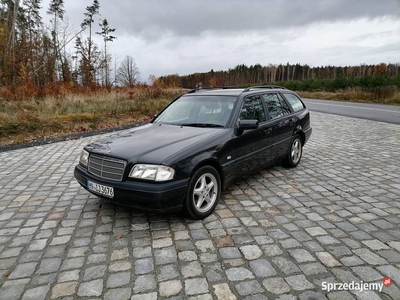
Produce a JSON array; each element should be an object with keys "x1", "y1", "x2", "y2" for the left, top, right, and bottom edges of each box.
[{"x1": 74, "y1": 165, "x2": 188, "y2": 212}]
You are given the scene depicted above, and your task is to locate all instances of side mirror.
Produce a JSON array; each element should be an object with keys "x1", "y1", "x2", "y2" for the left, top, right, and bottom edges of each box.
[
  {"x1": 235, "y1": 119, "x2": 259, "y2": 136},
  {"x1": 239, "y1": 119, "x2": 259, "y2": 129}
]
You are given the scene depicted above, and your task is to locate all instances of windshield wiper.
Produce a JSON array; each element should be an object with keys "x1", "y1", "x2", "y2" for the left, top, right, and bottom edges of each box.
[{"x1": 182, "y1": 123, "x2": 224, "y2": 128}]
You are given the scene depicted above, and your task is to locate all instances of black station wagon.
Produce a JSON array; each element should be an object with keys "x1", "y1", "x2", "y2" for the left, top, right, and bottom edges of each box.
[{"x1": 74, "y1": 86, "x2": 312, "y2": 219}]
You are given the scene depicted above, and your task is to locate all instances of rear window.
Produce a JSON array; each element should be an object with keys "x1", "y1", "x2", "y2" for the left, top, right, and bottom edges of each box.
[{"x1": 282, "y1": 93, "x2": 305, "y2": 112}]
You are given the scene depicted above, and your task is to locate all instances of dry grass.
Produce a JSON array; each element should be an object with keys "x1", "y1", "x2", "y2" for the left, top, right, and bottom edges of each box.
[
  {"x1": 0, "y1": 86, "x2": 184, "y2": 145},
  {"x1": 297, "y1": 88, "x2": 400, "y2": 106},
  {"x1": 1, "y1": 85, "x2": 398, "y2": 146}
]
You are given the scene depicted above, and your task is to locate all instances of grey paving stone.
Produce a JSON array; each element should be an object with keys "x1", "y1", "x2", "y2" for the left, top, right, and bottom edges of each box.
[
  {"x1": 182, "y1": 261, "x2": 203, "y2": 278},
  {"x1": 235, "y1": 280, "x2": 264, "y2": 296},
  {"x1": 285, "y1": 274, "x2": 314, "y2": 291},
  {"x1": 249, "y1": 258, "x2": 277, "y2": 277},
  {"x1": 377, "y1": 250, "x2": 400, "y2": 263},
  {"x1": 106, "y1": 271, "x2": 131, "y2": 288},
  {"x1": 103, "y1": 288, "x2": 131, "y2": 300},
  {"x1": 213, "y1": 283, "x2": 236, "y2": 300},
  {"x1": 351, "y1": 266, "x2": 383, "y2": 281},
  {"x1": 272, "y1": 256, "x2": 301, "y2": 274},
  {"x1": 239, "y1": 245, "x2": 262, "y2": 260},
  {"x1": 157, "y1": 264, "x2": 180, "y2": 281},
  {"x1": 261, "y1": 244, "x2": 283, "y2": 256},
  {"x1": 0, "y1": 279, "x2": 29, "y2": 300},
  {"x1": 154, "y1": 246, "x2": 177, "y2": 265},
  {"x1": 288, "y1": 249, "x2": 316, "y2": 263},
  {"x1": 21, "y1": 285, "x2": 50, "y2": 300},
  {"x1": 130, "y1": 292, "x2": 158, "y2": 300},
  {"x1": 316, "y1": 252, "x2": 342, "y2": 267},
  {"x1": 326, "y1": 291, "x2": 355, "y2": 300},
  {"x1": 9, "y1": 262, "x2": 37, "y2": 279},
  {"x1": 51, "y1": 281, "x2": 77, "y2": 298},
  {"x1": 77, "y1": 279, "x2": 103, "y2": 297},
  {"x1": 133, "y1": 274, "x2": 156, "y2": 293},
  {"x1": 159, "y1": 280, "x2": 182, "y2": 297},
  {"x1": 299, "y1": 262, "x2": 328, "y2": 275},
  {"x1": 340, "y1": 255, "x2": 365, "y2": 267},
  {"x1": 83, "y1": 265, "x2": 107, "y2": 281},
  {"x1": 132, "y1": 246, "x2": 152, "y2": 258},
  {"x1": 178, "y1": 250, "x2": 198, "y2": 261},
  {"x1": 263, "y1": 277, "x2": 291, "y2": 294},
  {"x1": 185, "y1": 278, "x2": 209, "y2": 296},
  {"x1": 134, "y1": 258, "x2": 154, "y2": 275},
  {"x1": 219, "y1": 247, "x2": 242, "y2": 259},
  {"x1": 353, "y1": 248, "x2": 388, "y2": 265},
  {"x1": 58, "y1": 269, "x2": 80, "y2": 282},
  {"x1": 299, "y1": 291, "x2": 328, "y2": 300},
  {"x1": 226, "y1": 267, "x2": 255, "y2": 281},
  {"x1": 205, "y1": 264, "x2": 225, "y2": 282},
  {"x1": 36, "y1": 258, "x2": 62, "y2": 274}
]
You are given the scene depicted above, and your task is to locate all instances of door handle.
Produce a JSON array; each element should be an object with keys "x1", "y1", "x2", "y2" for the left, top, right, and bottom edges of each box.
[
  {"x1": 264, "y1": 128, "x2": 272, "y2": 135},
  {"x1": 288, "y1": 118, "x2": 295, "y2": 126}
]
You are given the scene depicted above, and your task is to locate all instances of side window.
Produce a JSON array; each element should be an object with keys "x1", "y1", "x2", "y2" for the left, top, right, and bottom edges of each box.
[
  {"x1": 262, "y1": 93, "x2": 291, "y2": 120},
  {"x1": 282, "y1": 93, "x2": 305, "y2": 112},
  {"x1": 239, "y1": 95, "x2": 266, "y2": 123}
]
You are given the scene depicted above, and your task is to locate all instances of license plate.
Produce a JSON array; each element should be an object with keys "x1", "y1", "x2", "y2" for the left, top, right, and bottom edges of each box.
[{"x1": 87, "y1": 180, "x2": 114, "y2": 198}]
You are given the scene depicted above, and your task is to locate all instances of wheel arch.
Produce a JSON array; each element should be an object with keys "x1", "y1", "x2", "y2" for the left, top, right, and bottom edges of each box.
[
  {"x1": 190, "y1": 159, "x2": 224, "y2": 189},
  {"x1": 294, "y1": 129, "x2": 305, "y2": 145}
]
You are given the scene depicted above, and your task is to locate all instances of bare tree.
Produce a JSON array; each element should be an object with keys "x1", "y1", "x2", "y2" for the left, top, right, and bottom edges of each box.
[
  {"x1": 117, "y1": 55, "x2": 140, "y2": 86},
  {"x1": 96, "y1": 18, "x2": 116, "y2": 86}
]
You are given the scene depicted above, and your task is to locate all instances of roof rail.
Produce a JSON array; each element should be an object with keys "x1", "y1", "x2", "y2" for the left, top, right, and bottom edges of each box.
[
  {"x1": 186, "y1": 86, "x2": 241, "y2": 93},
  {"x1": 242, "y1": 85, "x2": 287, "y2": 92}
]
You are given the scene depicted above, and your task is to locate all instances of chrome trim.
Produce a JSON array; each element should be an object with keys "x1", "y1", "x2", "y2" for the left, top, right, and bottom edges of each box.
[{"x1": 88, "y1": 154, "x2": 126, "y2": 181}]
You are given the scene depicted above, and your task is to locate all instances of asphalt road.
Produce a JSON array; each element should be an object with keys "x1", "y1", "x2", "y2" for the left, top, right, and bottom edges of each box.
[{"x1": 303, "y1": 98, "x2": 400, "y2": 125}]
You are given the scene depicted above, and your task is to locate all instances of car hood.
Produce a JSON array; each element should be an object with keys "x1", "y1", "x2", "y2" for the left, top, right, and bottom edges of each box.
[{"x1": 85, "y1": 123, "x2": 224, "y2": 164}]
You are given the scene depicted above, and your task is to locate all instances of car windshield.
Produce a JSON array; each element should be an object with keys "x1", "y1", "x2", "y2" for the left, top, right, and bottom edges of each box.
[{"x1": 153, "y1": 95, "x2": 237, "y2": 127}]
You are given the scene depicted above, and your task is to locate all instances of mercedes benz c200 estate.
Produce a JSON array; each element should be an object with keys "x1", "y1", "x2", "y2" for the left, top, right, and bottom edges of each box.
[{"x1": 74, "y1": 86, "x2": 312, "y2": 219}]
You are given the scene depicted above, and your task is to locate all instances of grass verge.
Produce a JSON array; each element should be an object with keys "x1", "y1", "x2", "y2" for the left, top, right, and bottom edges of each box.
[
  {"x1": 0, "y1": 86, "x2": 183, "y2": 146},
  {"x1": 0, "y1": 86, "x2": 398, "y2": 147}
]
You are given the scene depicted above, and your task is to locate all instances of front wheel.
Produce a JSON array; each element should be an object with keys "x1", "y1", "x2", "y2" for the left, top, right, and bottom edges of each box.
[
  {"x1": 283, "y1": 134, "x2": 303, "y2": 168},
  {"x1": 183, "y1": 166, "x2": 221, "y2": 220}
]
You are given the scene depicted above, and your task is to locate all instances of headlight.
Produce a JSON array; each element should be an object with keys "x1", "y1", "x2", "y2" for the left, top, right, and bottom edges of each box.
[
  {"x1": 129, "y1": 164, "x2": 175, "y2": 181},
  {"x1": 79, "y1": 149, "x2": 89, "y2": 167}
]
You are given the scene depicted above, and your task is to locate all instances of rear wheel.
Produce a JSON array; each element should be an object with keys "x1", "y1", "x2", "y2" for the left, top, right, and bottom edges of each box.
[
  {"x1": 183, "y1": 165, "x2": 221, "y2": 220},
  {"x1": 283, "y1": 134, "x2": 303, "y2": 168}
]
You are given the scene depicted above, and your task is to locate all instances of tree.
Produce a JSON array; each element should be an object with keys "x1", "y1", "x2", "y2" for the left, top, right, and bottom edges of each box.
[
  {"x1": 75, "y1": 35, "x2": 101, "y2": 85},
  {"x1": 96, "y1": 18, "x2": 115, "y2": 86},
  {"x1": 117, "y1": 55, "x2": 140, "y2": 86},
  {"x1": 79, "y1": 0, "x2": 99, "y2": 85},
  {"x1": 47, "y1": 0, "x2": 64, "y2": 81}
]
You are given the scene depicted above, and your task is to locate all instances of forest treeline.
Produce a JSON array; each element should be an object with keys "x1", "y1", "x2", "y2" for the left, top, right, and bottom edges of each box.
[
  {"x1": 0, "y1": 0, "x2": 140, "y2": 94},
  {"x1": 157, "y1": 63, "x2": 400, "y2": 91}
]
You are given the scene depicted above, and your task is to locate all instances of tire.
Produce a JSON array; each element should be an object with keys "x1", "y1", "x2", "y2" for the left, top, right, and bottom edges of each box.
[
  {"x1": 183, "y1": 165, "x2": 221, "y2": 220},
  {"x1": 283, "y1": 134, "x2": 303, "y2": 168}
]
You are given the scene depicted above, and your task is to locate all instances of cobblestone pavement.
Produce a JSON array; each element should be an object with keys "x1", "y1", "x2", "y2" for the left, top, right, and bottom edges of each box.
[{"x1": 0, "y1": 112, "x2": 399, "y2": 300}]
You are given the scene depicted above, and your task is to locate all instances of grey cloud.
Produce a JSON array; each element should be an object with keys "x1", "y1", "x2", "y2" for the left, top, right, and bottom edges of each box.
[{"x1": 97, "y1": 0, "x2": 399, "y2": 40}]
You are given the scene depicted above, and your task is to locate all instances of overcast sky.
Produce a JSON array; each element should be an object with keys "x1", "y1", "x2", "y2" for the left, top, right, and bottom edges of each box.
[{"x1": 41, "y1": 0, "x2": 400, "y2": 82}]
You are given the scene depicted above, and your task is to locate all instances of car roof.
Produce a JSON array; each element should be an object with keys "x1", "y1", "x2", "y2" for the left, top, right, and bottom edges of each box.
[{"x1": 183, "y1": 86, "x2": 291, "y2": 97}]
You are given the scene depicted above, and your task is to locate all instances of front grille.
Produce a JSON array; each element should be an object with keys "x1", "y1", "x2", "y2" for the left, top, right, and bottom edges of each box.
[{"x1": 88, "y1": 154, "x2": 126, "y2": 181}]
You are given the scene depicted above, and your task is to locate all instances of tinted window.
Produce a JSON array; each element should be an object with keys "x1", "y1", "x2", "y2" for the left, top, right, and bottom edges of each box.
[
  {"x1": 262, "y1": 93, "x2": 291, "y2": 119},
  {"x1": 240, "y1": 95, "x2": 266, "y2": 122},
  {"x1": 282, "y1": 93, "x2": 305, "y2": 112}
]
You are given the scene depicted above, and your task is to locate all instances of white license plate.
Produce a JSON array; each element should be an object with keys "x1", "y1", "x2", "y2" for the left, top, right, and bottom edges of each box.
[{"x1": 87, "y1": 180, "x2": 114, "y2": 198}]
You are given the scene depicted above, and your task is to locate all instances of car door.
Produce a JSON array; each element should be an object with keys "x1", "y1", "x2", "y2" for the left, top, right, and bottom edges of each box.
[
  {"x1": 232, "y1": 94, "x2": 274, "y2": 174},
  {"x1": 262, "y1": 93, "x2": 296, "y2": 160}
]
